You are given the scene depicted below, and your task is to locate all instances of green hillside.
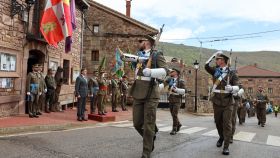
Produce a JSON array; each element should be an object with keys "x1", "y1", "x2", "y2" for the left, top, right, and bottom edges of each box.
[{"x1": 159, "y1": 42, "x2": 280, "y2": 72}]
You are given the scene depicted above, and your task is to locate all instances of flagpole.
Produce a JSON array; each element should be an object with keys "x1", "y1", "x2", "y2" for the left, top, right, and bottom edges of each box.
[{"x1": 80, "y1": 11, "x2": 85, "y2": 69}]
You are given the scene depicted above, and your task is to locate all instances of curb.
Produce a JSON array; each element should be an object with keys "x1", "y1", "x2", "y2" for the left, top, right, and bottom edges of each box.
[{"x1": 0, "y1": 123, "x2": 92, "y2": 136}]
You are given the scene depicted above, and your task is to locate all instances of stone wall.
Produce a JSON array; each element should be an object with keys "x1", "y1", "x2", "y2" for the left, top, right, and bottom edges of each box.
[
  {"x1": 0, "y1": 0, "x2": 83, "y2": 117},
  {"x1": 185, "y1": 96, "x2": 213, "y2": 113},
  {"x1": 239, "y1": 77, "x2": 280, "y2": 105},
  {"x1": 83, "y1": 3, "x2": 157, "y2": 79}
]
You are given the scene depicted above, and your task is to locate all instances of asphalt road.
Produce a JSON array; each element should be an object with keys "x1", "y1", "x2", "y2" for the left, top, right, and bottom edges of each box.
[{"x1": 0, "y1": 110, "x2": 280, "y2": 158}]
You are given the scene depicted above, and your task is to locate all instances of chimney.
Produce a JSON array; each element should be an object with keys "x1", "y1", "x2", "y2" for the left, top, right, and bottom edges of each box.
[
  {"x1": 254, "y1": 63, "x2": 258, "y2": 67},
  {"x1": 126, "y1": 0, "x2": 132, "y2": 17}
]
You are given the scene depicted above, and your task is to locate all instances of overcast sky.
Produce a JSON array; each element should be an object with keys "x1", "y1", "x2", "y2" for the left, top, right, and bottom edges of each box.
[{"x1": 93, "y1": 0, "x2": 280, "y2": 51}]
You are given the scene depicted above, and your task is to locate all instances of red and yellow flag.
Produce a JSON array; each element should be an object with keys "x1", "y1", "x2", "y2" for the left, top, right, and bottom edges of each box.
[{"x1": 40, "y1": 0, "x2": 72, "y2": 47}]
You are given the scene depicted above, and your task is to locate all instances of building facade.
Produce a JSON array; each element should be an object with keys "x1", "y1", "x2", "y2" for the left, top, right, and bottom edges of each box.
[
  {"x1": 83, "y1": 1, "x2": 158, "y2": 78},
  {"x1": 0, "y1": 0, "x2": 88, "y2": 117},
  {"x1": 238, "y1": 65, "x2": 280, "y2": 105}
]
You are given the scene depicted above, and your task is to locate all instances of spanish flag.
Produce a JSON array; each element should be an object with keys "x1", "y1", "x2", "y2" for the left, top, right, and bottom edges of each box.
[{"x1": 40, "y1": 0, "x2": 72, "y2": 47}]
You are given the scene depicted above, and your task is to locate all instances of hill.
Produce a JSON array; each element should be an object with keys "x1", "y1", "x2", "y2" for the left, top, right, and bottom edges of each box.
[{"x1": 159, "y1": 42, "x2": 280, "y2": 72}]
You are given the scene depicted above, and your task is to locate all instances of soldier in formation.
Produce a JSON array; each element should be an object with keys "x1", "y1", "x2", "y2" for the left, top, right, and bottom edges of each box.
[
  {"x1": 45, "y1": 68, "x2": 56, "y2": 113},
  {"x1": 122, "y1": 35, "x2": 168, "y2": 158},
  {"x1": 26, "y1": 64, "x2": 41, "y2": 118},
  {"x1": 166, "y1": 67, "x2": 186, "y2": 135},
  {"x1": 111, "y1": 73, "x2": 120, "y2": 112},
  {"x1": 205, "y1": 52, "x2": 240, "y2": 155},
  {"x1": 38, "y1": 64, "x2": 47, "y2": 115},
  {"x1": 231, "y1": 83, "x2": 244, "y2": 143},
  {"x1": 88, "y1": 71, "x2": 99, "y2": 114},
  {"x1": 120, "y1": 75, "x2": 128, "y2": 111},
  {"x1": 255, "y1": 86, "x2": 269, "y2": 127},
  {"x1": 97, "y1": 70, "x2": 108, "y2": 115}
]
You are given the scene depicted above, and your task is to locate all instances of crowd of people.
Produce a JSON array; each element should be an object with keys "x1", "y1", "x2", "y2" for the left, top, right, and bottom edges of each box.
[
  {"x1": 74, "y1": 68, "x2": 129, "y2": 121},
  {"x1": 26, "y1": 35, "x2": 279, "y2": 158}
]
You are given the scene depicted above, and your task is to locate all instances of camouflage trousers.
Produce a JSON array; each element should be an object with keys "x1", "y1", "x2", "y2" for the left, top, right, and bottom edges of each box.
[
  {"x1": 231, "y1": 103, "x2": 238, "y2": 138},
  {"x1": 256, "y1": 105, "x2": 266, "y2": 125}
]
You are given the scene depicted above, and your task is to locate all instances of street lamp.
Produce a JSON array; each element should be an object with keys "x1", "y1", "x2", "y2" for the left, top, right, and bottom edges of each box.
[{"x1": 193, "y1": 60, "x2": 199, "y2": 113}]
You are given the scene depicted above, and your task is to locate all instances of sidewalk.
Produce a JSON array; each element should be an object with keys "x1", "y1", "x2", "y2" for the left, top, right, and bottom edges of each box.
[{"x1": 0, "y1": 105, "x2": 132, "y2": 136}]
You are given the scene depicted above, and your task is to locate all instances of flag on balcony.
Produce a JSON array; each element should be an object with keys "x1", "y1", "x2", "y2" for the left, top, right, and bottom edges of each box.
[
  {"x1": 65, "y1": 0, "x2": 77, "y2": 53},
  {"x1": 40, "y1": 0, "x2": 73, "y2": 47}
]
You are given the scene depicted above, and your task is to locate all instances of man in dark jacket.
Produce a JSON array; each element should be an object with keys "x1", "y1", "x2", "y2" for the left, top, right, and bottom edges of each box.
[
  {"x1": 45, "y1": 69, "x2": 56, "y2": 113},
  {"x1": 75, "y1": 68, "x2": 88, "y2": 121}
]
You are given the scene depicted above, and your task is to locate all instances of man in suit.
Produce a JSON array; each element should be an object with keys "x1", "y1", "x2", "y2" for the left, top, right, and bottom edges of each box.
[
  {"x1": 205, "y1": 52, "x2": 240, "y2": 155},
  {"x1": 75, "y1": 68, "x2": 88, "y2": 121},
  {"x1": 122, "y1": 35, "x2": 169, "y2": 158}
]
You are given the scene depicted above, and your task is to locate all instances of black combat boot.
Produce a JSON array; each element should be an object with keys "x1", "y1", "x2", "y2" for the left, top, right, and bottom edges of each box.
[
  {"x1": 177, "y1": 124, "x2": 182, "y2": 132},
  {"x1": 170, "y1": 127, "x2": 177, "y2": 135},
  {"x1": 216, "y1": 138, "x2": 224, "y2": 147},
  {"x1": 222, "y1": 148, "x2": 230, "y2": 155}
]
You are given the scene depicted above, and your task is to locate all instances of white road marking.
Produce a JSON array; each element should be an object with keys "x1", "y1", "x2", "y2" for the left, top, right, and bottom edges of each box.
[
  {"x1": 233, "y1": 132, "x2": 256, "y2": 142},
  {"x1": 159, "y1": 126, "x2": 173, "y2": 132},
  {"x1": 178, "y1": 127, "x2": 207, "y2": 134},
  {"x1": 202, "y1": 129, "x2": 219, "y2": 137},
  {"x1": 112, "y1": 123, "x2": 133, "y2": 128},
  {"x1": 267, "y1": 135, "x2": 280, "y2": 147}
]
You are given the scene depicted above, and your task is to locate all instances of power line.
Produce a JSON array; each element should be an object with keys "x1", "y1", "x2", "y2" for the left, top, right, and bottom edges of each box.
[
  {"x1": 161, "y1": 28, "x2": 280, "y2": 41},
  {"x1": 202, "y1": 35, "x2": 262, "y2": 43}
]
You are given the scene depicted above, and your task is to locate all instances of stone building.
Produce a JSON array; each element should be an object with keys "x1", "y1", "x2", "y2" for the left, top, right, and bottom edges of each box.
[
  {"x1": 0, "y1": 0, "x2": 88, "y2": 117},
  {"x1": 184, "y1": 66, "x2": 213, "y2": 113},
  {"x1": 238, "y1": 64, "x2": 280, "y2": 105},
  {"x1": 83, "y1": 1, "x2": 158, "y2": 77}
]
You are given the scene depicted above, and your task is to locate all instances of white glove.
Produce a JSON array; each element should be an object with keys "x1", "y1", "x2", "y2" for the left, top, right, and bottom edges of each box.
[
  {"x1": 158, "y1": 83, "x2": 164, "y2": 91},
  {"x1": 44, "y1": 89, "x2": 47, "y2": 93},
  {"x1": 225, "y1": 85, "x2": 233, "y2": 92},
  {"x1": 27, "y1": 92, "x2": 31, "y2": 95},
  {"x1": 39, "y1": 92, "x2": 42, "y2": 96},
  {"x1": 138, "y1": 57, "x2": 149, "y2": 63},
  {"x1": 143, "y1": 68, "x2": 152, "y2": 77}
]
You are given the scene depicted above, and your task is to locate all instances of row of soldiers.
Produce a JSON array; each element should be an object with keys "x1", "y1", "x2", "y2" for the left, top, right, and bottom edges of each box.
[
  {"x1": 205, "y1": 52, "x2": 270, "y2": 156},
  {"x1": 26, "y1": 64, "x2": 59, "y2": 118},
  {"x1": 74, "y1": 69, "x2": 130, "y2": 121}
]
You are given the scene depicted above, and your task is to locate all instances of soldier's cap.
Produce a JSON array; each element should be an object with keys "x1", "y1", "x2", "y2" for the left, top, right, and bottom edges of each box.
[
  {"x1": 99, "y1": 69, "x2": 106, "y2": 73},
  {"x1": 216, "y1": 53, "x2": 229, "y2": 63},
  {"x1": 32, "y1": 64, "x2": 40, "y2": 67},
  {"x1": 138, "y1": 35, "x2": 155, "y2": 45},
  {"x1": 38, "y1": 64, "x2": 43, "y2": 67},
  {"x1": 170, "y1": 67, "x2": 181, "y2": 74},
  {"x1": 171, "y1": 58, "x2": 179, "y2": 63}
]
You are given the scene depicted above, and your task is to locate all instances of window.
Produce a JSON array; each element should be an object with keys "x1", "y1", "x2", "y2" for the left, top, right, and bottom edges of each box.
[
  {"x1": 268, "y1": 79, "x2": 273, "y2": 82},
  {"x1": 248, "y1": 79, "x2": 253, "y2": 82},
  {"x1": 49, "y1": 61, "x2": 58, "y2": 71},
  {"x1": 0, "y1": 53, "x2": 16, "y2": 71},
  {"x1": 268, "y1": 88, "x2": 273, "y2": 94},
  {"x1": 248, "y1": 87, "x2": 253, "y2": 94},
  {"x1": 93, "y1": 25, "x2": 99, "y2": 34},
  {"x1": 0, "y1": 78, "x2": 14, "y2": 89},
  {"x1": 188, "y1": 70, "x2": 192, "y2": 74},
  {"x1": 91, "y1": 50, "x2": 99, "y2": 61},
  {"x1": 63, "y1": 59, "x2": 70, "y2": 83}
]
